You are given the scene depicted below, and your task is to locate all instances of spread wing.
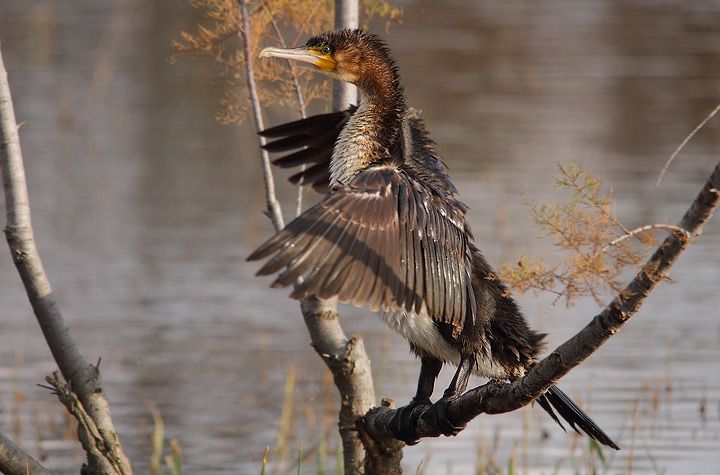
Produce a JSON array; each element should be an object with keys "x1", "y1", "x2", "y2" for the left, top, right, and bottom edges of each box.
[
  {"x1": 259, "y1": 106, "x2": 357, "y2": 194},
  {"x1": 247, "y1": 165, "x2": 475, "y2": 330}
]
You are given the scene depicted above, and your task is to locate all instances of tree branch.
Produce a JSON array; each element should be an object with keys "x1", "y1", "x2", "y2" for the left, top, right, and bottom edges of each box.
[
  {"x1": 595, "y1": 223, "x2": 689, "y2": 257},
  {"x1": 294, "y1": 4, "x2": 381, "y2": 474},
  {"x1": 0, "y1": 43, "x2": 132, "y2": 474},
  {"x1": 300, "y1": 297, "x2": 377, "y2": 474},
  {"x1": 295, "y1": 4, "x2": 377, "y2": 474},
  {"x1": 238, "y1": 0, "x2": 284, "y2": 232},
  {"x1": 0, "y1": 432, "x2": 52, "y2": 475},
  {"x1": 364, "y1": 158, "x2": 720, "y2": 444},
  {"x1": 263, "y1": 6, "x2": 310, "y2": 216},
  {"x1": 240, "y1": 1, "x2": 373, "y2": 472}
]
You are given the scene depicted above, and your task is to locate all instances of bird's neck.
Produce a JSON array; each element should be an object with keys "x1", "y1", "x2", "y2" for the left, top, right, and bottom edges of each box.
[{"x1": 329, "y1": 78, "x2": 404, "y2": 188}]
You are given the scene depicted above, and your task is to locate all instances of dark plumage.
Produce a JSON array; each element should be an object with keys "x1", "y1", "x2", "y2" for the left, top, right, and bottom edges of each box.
[{"x1": 250, "y1": 29, "x2": 619, "y2": 449}]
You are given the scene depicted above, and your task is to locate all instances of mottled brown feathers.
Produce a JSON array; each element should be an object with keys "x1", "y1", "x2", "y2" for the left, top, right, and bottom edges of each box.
[
  {"x1": 248, "y1": 165, "x2": 474, "y2": 330},
  {"x1": 251, "y1": 28, "x2": 619, "y2": 450}
]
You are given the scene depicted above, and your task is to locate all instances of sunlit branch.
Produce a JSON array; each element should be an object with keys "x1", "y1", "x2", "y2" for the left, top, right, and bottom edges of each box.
[
  {"x1": 657, "y1": 102, "x2": 720, "y2": 186},
  {"x1": 363, "y1": 158, "x2": 720, "y2": 443},
  {"x1": 238, "y1": 0, "x2": 284, "y2": 231},
  {"x1": 0, "y1": 44, "x2": 132, "y2": 475},
  {"x1": 595, "y1": 223, "x2": 690, "y2": 257},
  {"x1": 263, "y1": 5, "x2": 310, "y2": 216}
]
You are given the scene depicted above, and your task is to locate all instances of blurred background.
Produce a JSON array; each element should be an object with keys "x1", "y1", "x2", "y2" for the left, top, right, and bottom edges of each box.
[{"x1": 1, "y1": 0, "x2": 719, "y2": 473}]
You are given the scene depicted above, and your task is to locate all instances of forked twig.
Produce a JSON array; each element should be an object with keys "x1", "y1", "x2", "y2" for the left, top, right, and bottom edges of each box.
[{"x1": 657, "y1": 102, "x2": 720, "y2": 186}]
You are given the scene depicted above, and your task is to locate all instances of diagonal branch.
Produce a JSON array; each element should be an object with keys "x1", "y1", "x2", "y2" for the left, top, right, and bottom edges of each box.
[
  {"x1": 0, "y1": 44, "x2": 132, "y2": 474},
  {"x1": 0, "y1": 432, "x2": 52, "y2": 475},
  {"x1": 364, "y1": 158, "x2": 720, "y2": 444}
]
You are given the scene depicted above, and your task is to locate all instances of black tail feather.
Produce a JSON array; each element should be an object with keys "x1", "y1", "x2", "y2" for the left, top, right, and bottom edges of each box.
[
  {"x1": 535, "y1": 391, "x2": 566, "y2": 432},
  {"x1": 537, "y1": 385, "x2": 620, "y2": 450}
]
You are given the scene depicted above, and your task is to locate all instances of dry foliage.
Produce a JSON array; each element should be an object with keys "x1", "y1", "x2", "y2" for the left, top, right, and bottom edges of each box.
[
  {"x1": 499, "y1": 160, "x2": 684, "y2": 308},
  {"x1": 171, "y1": 0, "x2": 402, "y2": 123}
]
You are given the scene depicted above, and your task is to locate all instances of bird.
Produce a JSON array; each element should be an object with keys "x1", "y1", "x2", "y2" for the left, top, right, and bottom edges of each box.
[{"x1": 248, "y1": 29, "x2": 619, "y2": 449}]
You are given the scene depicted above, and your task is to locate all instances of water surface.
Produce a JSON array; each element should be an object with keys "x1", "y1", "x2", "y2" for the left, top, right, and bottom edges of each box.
[{"x1": 1, "y1": 0, "x2": 719, "y2": 473}]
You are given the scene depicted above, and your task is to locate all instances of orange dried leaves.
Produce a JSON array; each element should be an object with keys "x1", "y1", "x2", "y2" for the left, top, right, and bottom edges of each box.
[{"x1": 500, "y1": 160, "x2": 660, "y2": 307}]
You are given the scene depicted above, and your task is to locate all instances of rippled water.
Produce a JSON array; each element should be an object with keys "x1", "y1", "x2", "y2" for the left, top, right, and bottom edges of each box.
[{"x1": 1, "y1": 1, "x2": 719, "y2": 473}]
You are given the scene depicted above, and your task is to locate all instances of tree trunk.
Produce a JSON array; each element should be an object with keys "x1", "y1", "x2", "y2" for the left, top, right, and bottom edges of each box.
[{"x1": 0, "y1": 44, "x2": 132, "y2": 475}]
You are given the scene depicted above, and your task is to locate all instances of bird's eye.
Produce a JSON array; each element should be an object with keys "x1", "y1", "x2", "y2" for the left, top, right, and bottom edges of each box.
[{"x1": 321, "y1": 46, "x2": 331, "y2": 55}]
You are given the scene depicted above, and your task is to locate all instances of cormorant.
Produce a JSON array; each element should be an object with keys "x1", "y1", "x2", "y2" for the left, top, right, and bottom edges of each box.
[{"x1": 248, "y1": 29, "x2": 619, "y2": 449}]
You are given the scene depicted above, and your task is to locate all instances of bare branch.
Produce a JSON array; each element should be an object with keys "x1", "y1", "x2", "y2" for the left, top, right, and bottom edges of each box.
[
  {"x1": 45, "y1": 371, "x2": 130, "y2": 473},
  {"x1": 293, "y1": 4, "x2": 376, "y2": 474},
  {"x1": 657, "y1": 102, "x2": 720, "y2": 185},
  {"x1": 0, "y1": 432, "x2": 52, "y2": 475},
  {"x1": 332, "y1": 1, "x2": 358, "y2": 110},
  {"x1": 296, "y1": 4, "x2": 374, "y2": 473},
  {"x1": 238, "y1": 0, "x2": 284, "y2": 232},
  {"x1": 364, "y1": 158, "x2": 720, "y2": 444},
  {"x1": 300, "y1": 297, "x2": 376, "y2": 473},
  {"x1": 263, "y1": 5, "x2": 310, "y2": 216},
  {"x1": 240, "y1": 3, "x2": 372, "y2": 472},
  {"x1": 595, "y1": 223, "x2": 689, "y2": 257},
  {"x1": 0, "y1": 43, "x2": 132, "y2": 475}
]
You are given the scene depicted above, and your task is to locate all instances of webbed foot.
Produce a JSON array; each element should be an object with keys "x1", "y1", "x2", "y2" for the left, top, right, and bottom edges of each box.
[
  {"x1": 429, "y1": 395, "x2": 466, "y2": 437},
  {"x1": 388, "y1": 397, "x2": 432, "y2": 445}
]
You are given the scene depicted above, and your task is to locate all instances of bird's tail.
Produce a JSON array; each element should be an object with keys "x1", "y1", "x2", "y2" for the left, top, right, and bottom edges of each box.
[{"x1": 536, "y1": 384, "x2": 620, "y2": 450}]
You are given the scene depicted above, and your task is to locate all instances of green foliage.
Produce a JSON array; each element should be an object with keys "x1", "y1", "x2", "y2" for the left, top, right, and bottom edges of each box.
[
  {"x1": 166, "y1": 439, "x2": 184, "y2": 475},
  {"x1": 148, "y1": 401, "x2": 184, "y2": 475}
]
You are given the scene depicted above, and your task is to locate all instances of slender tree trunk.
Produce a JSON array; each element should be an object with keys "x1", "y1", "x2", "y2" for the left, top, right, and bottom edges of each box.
[
  {"x1": 238, "y1": 0, "x2": 284, "y2": 233},
  {"x1": 237, "y1": 1, "x2": 373, "y2": 470},
  {"x1": 333, "y1": 0, "x2": 358, "y2": 110},
  {"x1": 295, "y1": 4, "x2": 381, "y2": 474},
  {"x1": 0, "y1": 45, "x2": 132, "y2": 475},
  {"x1": 300, "y1": 297, "x2": 377, "y2": 474}
]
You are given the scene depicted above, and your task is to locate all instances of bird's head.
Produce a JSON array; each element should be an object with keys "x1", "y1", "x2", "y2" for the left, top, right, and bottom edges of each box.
[{"x1": 260, "y1": 29, "x2": 398, "y2": 93}]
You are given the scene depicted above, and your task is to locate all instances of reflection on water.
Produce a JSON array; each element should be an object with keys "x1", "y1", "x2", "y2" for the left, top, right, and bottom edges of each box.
[{"x1": 1, "y1": 0, "x2": 719, "y2": 473}]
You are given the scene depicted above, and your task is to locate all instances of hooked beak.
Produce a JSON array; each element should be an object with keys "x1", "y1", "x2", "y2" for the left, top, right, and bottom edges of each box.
[{"x1": 259, "y1": 46, "x2": 336, "y2": 72}]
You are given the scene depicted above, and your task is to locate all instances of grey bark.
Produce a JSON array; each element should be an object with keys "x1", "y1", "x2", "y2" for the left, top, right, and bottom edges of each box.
[
  {"x1": 300, "y1": 297, "x2": 377, "y2": 474},
  {"x1": 296, "y1": 4, "x2": 376, "y2": 474},
  {"x1": 0, "y1": 432, "x2": 53, "y2": 475},
  {"x1": 363, "y1": 159, "x2": 720, "y2": 446},
  {"x1": 0, "y1": 45, "x2": 132, "y2": 474},
  {"x1": 240, "y1": 0, "x2": 372, "y2": 472},
  {"x1": 332, "y1": 0, "x2": 358, "y2": 110},
  {"x1": 239, "y1": 0, "x2": 284, "y2": 232}
]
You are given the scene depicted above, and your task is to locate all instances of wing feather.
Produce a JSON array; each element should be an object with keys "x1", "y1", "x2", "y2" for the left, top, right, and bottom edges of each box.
[
  {"x1": 272, "y1": 144, "x2": 334, "y2": 169},
  {"x1": 422, "y1": 218, "x2": 437, "y2": 316},
  {"x1": 259, "y1": 108, "x2": 355, "y2": 138},
  {"x1": 259, "y1": 107, "x2": 357, "y2": 193},
  {"x1": 248, "y1": 165, "x2": 473, "y2": 330},
  {"x1": 294, "y1": 216, "x2": 353, "y2": 299},
  {"x1": 353, "y1": 221, "x2": 379, "y2": 307},
  {"x1": 274, "y1": 211, "x2": 345, "y2": 288}
]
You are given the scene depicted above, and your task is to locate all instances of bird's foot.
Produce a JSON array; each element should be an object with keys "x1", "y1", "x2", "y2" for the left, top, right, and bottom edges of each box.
[
  {"x1": 388, "y1": 397, "x2": 432, "y2": 445},
  {"x1": 429, "y1": 395, "x2": 467, "y2": 437}
]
